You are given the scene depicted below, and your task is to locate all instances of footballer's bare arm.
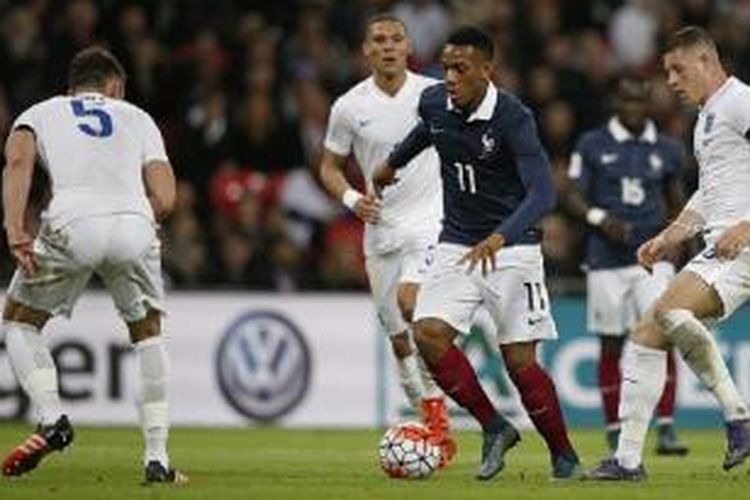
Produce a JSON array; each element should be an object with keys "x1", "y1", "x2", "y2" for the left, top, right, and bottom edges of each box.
[
  {"x1": 319, "y1": 148, "x2": 380, "y2": 224},
  {"x1": 3, "y1": 129, "x2": 38, "y2": 274},
  {"x1": 143, "y1": 160, "x2": 176, "y2": 222}
]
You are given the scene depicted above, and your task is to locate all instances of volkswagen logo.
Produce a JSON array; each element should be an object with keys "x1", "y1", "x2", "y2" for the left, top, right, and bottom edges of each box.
[{"x1": 216, "y1": 311, "x2": 312, "y2": 422}]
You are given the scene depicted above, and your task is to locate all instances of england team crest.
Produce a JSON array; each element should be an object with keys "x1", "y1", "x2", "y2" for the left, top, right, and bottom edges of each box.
[{"x1": 704, "y1": 113, "x2": 715, "y2": 134}]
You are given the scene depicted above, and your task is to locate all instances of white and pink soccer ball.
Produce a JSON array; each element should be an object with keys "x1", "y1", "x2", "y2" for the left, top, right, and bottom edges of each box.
[{"x1": 378, "y1": 422, "x2": 442, "y2": 479}]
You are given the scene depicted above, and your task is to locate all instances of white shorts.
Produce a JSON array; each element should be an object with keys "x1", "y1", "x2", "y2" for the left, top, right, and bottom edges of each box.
[
  {"x1": 7, "y1": 214, "x2": 165, "y2": 322},
  {"x1": 586, "y1": 262, "x2": 674, "y2": 336},
  {"x1": 413, "y1": 243, "x2": 557, "y2": 345},
  {"x1": 366, "y1": 235, "x2": 436, "y2": 336},
  {"x1": 684, "y1": 245, "x2": 750, "y2": 319}
]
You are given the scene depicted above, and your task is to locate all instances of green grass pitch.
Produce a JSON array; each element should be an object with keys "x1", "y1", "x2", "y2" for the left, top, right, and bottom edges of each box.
[{"x1": 1, "y1": 424, "x2": 749, "y2": 499}]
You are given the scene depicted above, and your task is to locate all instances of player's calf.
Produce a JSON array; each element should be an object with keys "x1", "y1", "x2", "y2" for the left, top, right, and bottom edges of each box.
[
  {"x1": 659, "y1": 308, "x2": 749, "y2": 421},
  {"x1": 503, "y1": 343, "x2": 579, "y2": 475}
]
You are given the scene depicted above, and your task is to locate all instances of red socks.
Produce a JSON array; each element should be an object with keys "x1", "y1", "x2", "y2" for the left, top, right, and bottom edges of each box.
[
  {"x1": 598, "y1": 350, "x2": 621, "y2": 427},
  {"x1": 656, "y1": 350, "x2": 677, "y2": 420},
  {"x1": 429, "y1": 346, "x2": 501, "y2": 431},
  {"x1": 510, "y1": 363, "x2": 574, "y2": 456}
]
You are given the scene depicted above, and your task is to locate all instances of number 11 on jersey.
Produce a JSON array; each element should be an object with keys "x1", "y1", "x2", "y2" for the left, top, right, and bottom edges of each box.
[{"x1": 454, "y1": 162, "x2": 477, "y2": 194}]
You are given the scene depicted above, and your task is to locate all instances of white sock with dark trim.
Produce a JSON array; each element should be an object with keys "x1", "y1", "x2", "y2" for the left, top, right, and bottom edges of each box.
[
  {"x1": 4, "y1": 321, "x2": 63, "y2": 425},
  {"x1": 615, "y1": 343, "x2": 666, "y2": 469},
  {"x1": 661, "y1": 309, "x2": 748, "y2": 421},
  {"x1": 135, "y1": 336, "x2": 170, "y2": 468}
]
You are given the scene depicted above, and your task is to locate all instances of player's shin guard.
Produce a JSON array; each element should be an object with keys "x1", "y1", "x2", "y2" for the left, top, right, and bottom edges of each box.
[
  {"x1": 4, "y1": 322, "x2": 63, "y2": 425},
  {"x1": 396, "y1": 352, "x2": 426, "y2": 410},
  {"x1": 428, "y1": 346, "x2": 506, "y2": 432},
  {"x1": 416, "y1": 349, "x2": 440, "y2": 397},
  {"x1": 598, "y1": 350, "x2": 621, "y2": 429},
  {"x1": 656, "y1": 350, "x2": 677, "y2": 421},
  {"x1": 661, "y1": 309, "x2": 748, "y2": 421},
  {"x1": 615, "y1": 343, "x2": 666, "y2": 469},
  {"x1": 509, "y1": 363, "x2": 574, "y2": 457},
  {"x1": 135, "y1": 336, "x2": 170, "y2": 468}
]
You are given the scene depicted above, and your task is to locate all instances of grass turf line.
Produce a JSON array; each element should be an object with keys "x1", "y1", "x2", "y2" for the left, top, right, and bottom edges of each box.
[{"x1": 0, "y1": 425, "x2": 749, "y2": 499}]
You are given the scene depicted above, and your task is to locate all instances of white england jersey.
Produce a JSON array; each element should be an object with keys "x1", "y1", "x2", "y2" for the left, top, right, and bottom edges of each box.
[
  {"x1": 691, "y1": 76, "x2": 750, "y2": 237},
  {"x1": 12, "y1": 92, "x2": 169, "y2": 228},
  {"x1": 324, "y1": 71, "x2": 442, "y2": 254}
]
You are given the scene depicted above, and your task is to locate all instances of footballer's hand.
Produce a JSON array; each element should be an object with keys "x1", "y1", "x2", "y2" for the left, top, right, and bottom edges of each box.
[
  {"x1": 6, "y1": 228, "x2": 37, "y2": 276},
  {"x1": 715, "y1": 221, "x2": 750, "y2": 261},
  {"x1": 458, "y1": 233, "x2": 505, "y2": 276},
  {"x1": 600, "y1": 215, "x2": 632, "y2": 245},
  {"x1": 354, "y1": 193, "x2": 381, "y2": 224},
  {"x1": 637, "y1": 234, "x2": 668, "y2": 272},
  {"x1": 371, "y1": 162, "x2": 397, "y2": 198}
]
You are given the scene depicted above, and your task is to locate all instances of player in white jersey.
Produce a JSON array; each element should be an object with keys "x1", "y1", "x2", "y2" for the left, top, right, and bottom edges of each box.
[
  {"x1": 319, "y1": 14, "x2": 454, "y2": 464},
  {"x1": 0, "y1": 47, "x2": 185, "y2": 484},
  {"x1": 589, "y1": 27, "x2": 750, "y2": 481}
]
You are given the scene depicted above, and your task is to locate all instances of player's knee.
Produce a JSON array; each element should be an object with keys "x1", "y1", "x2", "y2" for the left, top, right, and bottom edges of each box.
[
  {"x1": 630, "y1": 312, "x2": 669, "y2": 349},
  {"x1": 396, "y1": 285, "x2": 417, "y2": 323},
  {"x1": 2, "y1": 299, "x2": 50, "y2": 330},
  {"x1": 651, "y1": 301, "x2": 696, "y2": 334},
  {"x1": 389, "y1": 331, "x2": 413, "y2": 359},
  {"x1": 600, "y1": 336, "x2": 625, "y2": 358},
  {"x1": 127, "y1": 308, "x2": 162, "y2": 344},
  {"x1": 501, "y1": 342, "x2": 537, "y2": 375},
  {"x1": 413, "y1": 318, "x2": 452, "y2": 363}
]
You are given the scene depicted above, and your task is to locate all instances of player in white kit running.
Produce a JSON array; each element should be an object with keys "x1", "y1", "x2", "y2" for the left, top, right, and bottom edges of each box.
[
  {"x1": 319, "y1": 14, "x2": 455, "y2": 464},
  {"x1": 0, "y1": 47, "x2": 185, "y2": 484},
  {"x1": 589, "y1": 26, "x2": 750, "y2": 481}
]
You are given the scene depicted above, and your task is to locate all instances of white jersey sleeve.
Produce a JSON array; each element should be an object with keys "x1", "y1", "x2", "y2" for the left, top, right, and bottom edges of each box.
[
  {"x1": 140, "y1": 111, "x2": 169, "y2": 164},
  {"x1": 725, "y1": 88, "x2": 750, "y2": 138},
  {"x1": 323, "y1": 99, "x2": 354, "y2": 157},
  {"x1": 683, "y1": 189, "x2": 707, "y2": 222},
  {"x1": 12, "y1": 103, "x2": 43, "y2": 133}
]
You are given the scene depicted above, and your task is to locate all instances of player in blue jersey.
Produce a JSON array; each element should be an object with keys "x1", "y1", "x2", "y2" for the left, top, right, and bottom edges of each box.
[
  {"x1": 565, "y1": 77, "x2": 689, "y2": 456},
  {"x1": 373, "y1": 26, "x2": 580, "y2": 481}
]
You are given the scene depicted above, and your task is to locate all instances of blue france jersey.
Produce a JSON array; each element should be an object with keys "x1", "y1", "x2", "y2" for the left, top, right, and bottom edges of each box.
[
  {"x1": 569, "y1": 118, "x2": 683, "y2": 269},
  {"x1": 390, "y1": 83, "x2": 554, "y2": 246}
]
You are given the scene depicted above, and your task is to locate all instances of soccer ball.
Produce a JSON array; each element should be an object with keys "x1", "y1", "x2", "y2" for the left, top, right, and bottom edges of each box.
[{"x1": 378, "y1": 421, "x2": 441, "y2": 479}]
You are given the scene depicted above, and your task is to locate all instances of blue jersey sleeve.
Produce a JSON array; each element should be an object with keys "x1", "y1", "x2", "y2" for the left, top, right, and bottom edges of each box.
[
  {"x1": 388, "y1": 91, "x2": 433, "y2": 169},
  {"x1": 494, "y1": 106, "x2": 556, "y2": 244},
  {"x1": 568, "y1": 134, "x2": 594, "y2": 192},
  {"x1": 387, "y1": 119, "x2": 431, "y2": 169}
]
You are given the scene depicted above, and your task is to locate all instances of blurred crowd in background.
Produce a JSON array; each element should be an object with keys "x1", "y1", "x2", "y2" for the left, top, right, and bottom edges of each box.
[{"x1": 0, "y1": 0, "x2": 749, "y2": 292}]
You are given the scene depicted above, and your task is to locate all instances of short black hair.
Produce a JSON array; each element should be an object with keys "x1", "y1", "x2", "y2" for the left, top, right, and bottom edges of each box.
[
  {"x1": 68, "y1": 46, "x2": 126, "y2": 90},
  {"x1": 445, "y1": 26, "x2": 494, "y2": 60},
  {"x1": 664, "y1": 26, "x2": 717, "y2": 55}
]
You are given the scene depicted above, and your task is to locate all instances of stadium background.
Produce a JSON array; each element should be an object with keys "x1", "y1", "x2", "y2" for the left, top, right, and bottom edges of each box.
[{"x1": 1, "y1": 0, "x2": 750, "y2": 430}]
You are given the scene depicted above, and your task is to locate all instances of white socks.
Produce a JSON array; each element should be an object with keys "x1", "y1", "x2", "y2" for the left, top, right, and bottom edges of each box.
[
  {"x1": 4, "y1": 322, "x2": 62, "y2": 425},
  {"x1": 615, "y1": 343, "x2": 667, "y2": 469},
  {"x1": 661, "y1": 309, "x2": 748, "y2": 421},
  {"x1": 135, "y1": 336, "x2": 170, "y2": 467},
  {"x1": 396, "y1": 352, "x2": 425, "y2": 410},
  {"x1": 416, "y1": 351, "x2": 441, "y2": 398},
  {"x1": 395, "y1": 328, "x2": 443, "y2": 411}
]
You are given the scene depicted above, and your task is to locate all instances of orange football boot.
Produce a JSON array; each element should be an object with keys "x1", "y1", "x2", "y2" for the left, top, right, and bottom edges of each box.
[{"x1": 421, "y1": 397, "x2": 457, "y2": 468}]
